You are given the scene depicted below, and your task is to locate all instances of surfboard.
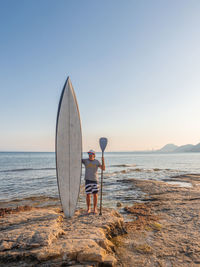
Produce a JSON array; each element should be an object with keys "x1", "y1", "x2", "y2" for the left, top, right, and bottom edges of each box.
[{"x1": 56, "y1": 77, "x2": 82, "y2": 217}]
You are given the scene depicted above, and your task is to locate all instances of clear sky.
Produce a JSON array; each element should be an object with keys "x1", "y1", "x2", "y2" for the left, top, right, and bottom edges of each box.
[{"x1": 0, "y1": 0, "x2": 200, "y2": 152}]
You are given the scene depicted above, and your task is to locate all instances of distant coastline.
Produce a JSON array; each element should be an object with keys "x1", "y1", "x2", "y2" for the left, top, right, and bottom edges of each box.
[
  {"x1": 1, "y1": 143, "x2": 200, "y2": 154},
  {"x1": 157, "y1": 142, "x2": 200, "y2": 153}
]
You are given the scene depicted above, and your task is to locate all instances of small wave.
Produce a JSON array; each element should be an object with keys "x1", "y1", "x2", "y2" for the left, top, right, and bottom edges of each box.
[
  {"x1": 117, "y1": 168, "x2": 143, "y2": 173},
  {"x1": 105, "y1": 167, "x2": 175, "y2": 177},
  {"x1": 0, "y1": 167, "x2": 56, "y2": 173},
  {"x1": 0, "y1": 195, "x2": 60, "y2": 209},
  {"x1": 22, "y1": 195, "x2": 59, "y2": 201},
  {"x1": 111, "y1": 164, "x2": 137, "y2": 167},
  {"x1": 153, "y1": 168, "x2": 161, "y2": 171},
  {"x1": 0, "y1": 195, "x2": 59, "y2": 203},
  {"x1": 105, "y1": 168, "x2": 143, "y2": 177}
]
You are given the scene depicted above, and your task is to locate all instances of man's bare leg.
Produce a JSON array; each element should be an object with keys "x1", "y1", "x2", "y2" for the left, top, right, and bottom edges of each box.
[
  {"x1": 93, "y1": 193, "x2": 98, "y2": 214},
  {"x1": 86, "y1": 194, "x2": 91, "y2": 214}
]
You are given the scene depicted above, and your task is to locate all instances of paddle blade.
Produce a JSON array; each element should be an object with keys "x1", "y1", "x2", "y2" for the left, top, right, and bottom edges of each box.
[{"x1": 99, "y1": 137, "x2": 108, "y2": 152}]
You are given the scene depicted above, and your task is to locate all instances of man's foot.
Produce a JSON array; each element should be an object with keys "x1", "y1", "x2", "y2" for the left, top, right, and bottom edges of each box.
[
  {"x1": 87, "y1": 209, "x2": 91, "y2": 214},
  {"x1": 93, "y1": 209, "x2": 98, "y2": 214}
]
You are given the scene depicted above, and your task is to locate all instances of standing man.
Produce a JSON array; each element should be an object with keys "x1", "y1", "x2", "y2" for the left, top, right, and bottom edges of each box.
[{"x1": 82, "y1": 150, "x2": 105, "y2": 214}]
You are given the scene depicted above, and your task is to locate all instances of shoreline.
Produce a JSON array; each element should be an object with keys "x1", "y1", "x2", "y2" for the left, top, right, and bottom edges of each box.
[{"x1": 114, "y1": 174, "x2": 200, "y2": 266}]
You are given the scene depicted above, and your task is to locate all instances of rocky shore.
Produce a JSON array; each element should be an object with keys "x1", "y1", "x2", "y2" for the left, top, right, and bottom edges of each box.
[
  {"x1": 1, "y1": 174, "x2": 200, "y2": 266},
  {"x1": 0, "y1": 207, "x2": 125, "y2": 266},
  {"x1": 114, "y1": 174, "x2": 200, "y2": 266}
]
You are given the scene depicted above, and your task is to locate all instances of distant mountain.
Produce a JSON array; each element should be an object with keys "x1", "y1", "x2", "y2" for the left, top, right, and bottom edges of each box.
[
  {"x1": 159, "y1": 144, "x2": 178, "y2": 152},
  {"x1": 158, "y1": 142, "x2": 200, "y2": 153},
  {"x1": 191, "y1": 143, "x2": 200, "y2": 152},
  {"x1": 174, "y1": 144, "x2": 194, "y2": 152}
]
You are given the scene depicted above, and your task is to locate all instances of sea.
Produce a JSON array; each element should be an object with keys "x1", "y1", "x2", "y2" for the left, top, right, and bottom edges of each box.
[{"x1": 0, "y1": 152, "x2": 200, "y2": 210}]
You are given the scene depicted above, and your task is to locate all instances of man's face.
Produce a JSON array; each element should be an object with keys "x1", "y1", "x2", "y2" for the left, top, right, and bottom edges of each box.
[{"x1": 88, "y1": 153, "x2": 95, "y2": 160}]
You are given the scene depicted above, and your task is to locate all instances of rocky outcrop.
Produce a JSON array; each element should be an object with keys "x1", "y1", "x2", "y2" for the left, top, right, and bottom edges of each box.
[
  {"x1": 0, "y1": 207, "x2": 125, "y2": 266},
  {"x1": 113, "y1": 174, "x2": 200, "y2": 266}
]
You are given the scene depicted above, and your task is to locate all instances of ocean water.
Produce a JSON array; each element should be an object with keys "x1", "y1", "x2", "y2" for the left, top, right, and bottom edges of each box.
[{"x1": 0, "y1": 152, "x2": 200, "y2": 209}]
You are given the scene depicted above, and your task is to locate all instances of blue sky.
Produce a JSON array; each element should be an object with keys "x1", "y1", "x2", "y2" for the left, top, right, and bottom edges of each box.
[{"x1": 0, "y1": 0, "x2": 200, "y2": 151}]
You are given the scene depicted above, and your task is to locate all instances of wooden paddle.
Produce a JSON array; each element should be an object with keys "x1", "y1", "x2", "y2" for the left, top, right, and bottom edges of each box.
[{"x1": 99, "y1": 137, "x2": 108, "y2": 215}]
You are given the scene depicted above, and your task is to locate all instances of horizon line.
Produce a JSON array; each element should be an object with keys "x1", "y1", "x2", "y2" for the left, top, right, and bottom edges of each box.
[{"x1": 0, "y1": 149, "x2": 156, "y2": 153}]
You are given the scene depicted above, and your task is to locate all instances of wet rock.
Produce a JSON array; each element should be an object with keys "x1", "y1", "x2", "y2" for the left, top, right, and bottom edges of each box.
[
  {"x1": 116, "y1": 202, "x2": 122, "y2": 207},
  {"x1": 114, "y1": 174, "x2": 200, "y2": 266}
]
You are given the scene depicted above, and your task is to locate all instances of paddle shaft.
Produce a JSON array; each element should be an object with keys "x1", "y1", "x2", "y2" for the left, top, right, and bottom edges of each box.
[{"x1": 99, "y1": 151, "x2": 104, "y2": 215}]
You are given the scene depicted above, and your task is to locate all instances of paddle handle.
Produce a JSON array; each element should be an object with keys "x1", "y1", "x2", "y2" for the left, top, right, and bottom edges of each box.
[{"x1": 99, "y1": 151, "x2": 104, "y2": 216}]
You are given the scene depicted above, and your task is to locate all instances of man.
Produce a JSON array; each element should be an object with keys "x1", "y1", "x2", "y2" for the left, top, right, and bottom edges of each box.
[{"x1": 82, "y1": 150, "x2": 105, "y2": 214}]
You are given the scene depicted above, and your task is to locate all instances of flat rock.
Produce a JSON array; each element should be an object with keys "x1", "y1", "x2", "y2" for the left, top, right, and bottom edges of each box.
[{"x1": 0, "y1": 207, "x2": 125, "y2": 266}]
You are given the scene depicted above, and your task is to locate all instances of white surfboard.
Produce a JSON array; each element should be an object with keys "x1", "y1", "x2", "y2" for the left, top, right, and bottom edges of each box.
[{"x1": 56, "y1": 77, "x2": 82, "y2": 217}]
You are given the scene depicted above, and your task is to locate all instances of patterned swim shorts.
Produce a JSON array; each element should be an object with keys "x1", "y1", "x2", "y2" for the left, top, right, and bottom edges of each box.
[{"x1": 85, "y1": 180, "x2": 99, "y2": 194}]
